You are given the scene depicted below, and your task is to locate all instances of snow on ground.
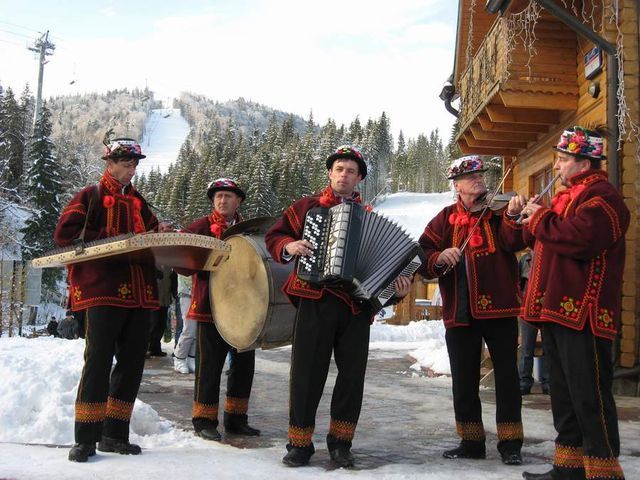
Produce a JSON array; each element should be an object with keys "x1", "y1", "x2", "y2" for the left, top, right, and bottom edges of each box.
[{"x1": 136, "y1": 107, "x2": 190, "y2": 177}]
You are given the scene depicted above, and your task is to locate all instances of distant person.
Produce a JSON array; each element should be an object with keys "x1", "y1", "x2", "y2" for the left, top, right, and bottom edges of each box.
[
  {"x1": 58, "y1": 310, "x2": 79, "y2": 339},
  {"x1": 418, "y1": 156, "x2": 527, "y2": 466},
  {"x1": 265, "y1": 146, "x2": 411, "y2": 468},
  {"x1": 517, "y1": 251, "x2": 549, "y2": 395},
  {"x1": 46, "y1": 317, "x2": 59, "y2": 337},
  {"x1": 147, "y1": 266, "x2": 177, "y2": 357},
  {"x1": 175, "y1": 178, "x2": 260, "y2": 441},
  {"x1": 54, "y1": 136, "x2": 171, "y2": 463},
  {"x1": 173, "y1": 275, "x2": 195, "y2": 374},
  {"x1": 521, "y1": 126, "x2": 628, "y2": 480}
]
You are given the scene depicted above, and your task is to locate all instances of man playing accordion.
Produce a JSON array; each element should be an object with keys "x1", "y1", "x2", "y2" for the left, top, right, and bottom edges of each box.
[{"x1": 265, "y1": 145, "x2": 411, "y2": 468}]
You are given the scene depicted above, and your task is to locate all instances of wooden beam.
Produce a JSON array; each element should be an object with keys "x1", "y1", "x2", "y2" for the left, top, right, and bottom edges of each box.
[
  {"x1": 463, "y1": 133, "x2": 529, "y2": 150},
  {"x1": 478, "y1": 114, "x2": 550, "y2": 134},
  {"x1": 470, "y1": 124, "x2": 539, "y2": 143},
  {"x1": 458, "y1": 138, "x2": 520, "y2": 157},
  {"x1": 499, "y1": 91, "x2": 578, "y2": 111},
  {"x1": 486, "y1": 105, "x2": 561, "y2": 125}
]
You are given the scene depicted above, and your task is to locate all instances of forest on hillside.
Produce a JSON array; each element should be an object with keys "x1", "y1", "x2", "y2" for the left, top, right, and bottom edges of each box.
[{"x1": 136, "y1": 92, "x2": 459, "y2": 227}]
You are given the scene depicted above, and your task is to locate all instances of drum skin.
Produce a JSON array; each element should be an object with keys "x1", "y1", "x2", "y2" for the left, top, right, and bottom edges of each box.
[{"x1": 210, "y1": 235, "x2": 295, "y2": 352}]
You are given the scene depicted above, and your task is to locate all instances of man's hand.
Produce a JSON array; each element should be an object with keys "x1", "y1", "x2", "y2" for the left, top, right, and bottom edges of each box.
[
  {"x1": 284, "y1": 239, "x2": 314, "y2": 257},
  {"x1": 437, "y1": 247, "x2": 462, "y2": 267},
  {"x1": 393, "y1": 275, "x2": 413, "y2": 298},
  {"x1": 507, "y1": 194, "x2": 527, "y2": 216},
  {"x1": 521, "y1": 202, "x2": 543, "y2": 225},
  {"x1": 158, "y1": 222, "x2": 173, "y2": 232}
]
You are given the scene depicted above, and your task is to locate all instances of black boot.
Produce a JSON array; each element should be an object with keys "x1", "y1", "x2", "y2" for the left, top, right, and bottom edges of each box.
[
  {"x1": 329, "y1": 445, "x2": 355, "y2": 468},
  {"x1": 195, "y1": 428, "x2": 222, "y2": 441},
  {"x1": 501, "y1": 450, "x2": 523, "y2": 465},
  {"x1": 327, "y1": 434, "x2": 355, "y2": 468},
  {"x1": 68, "y1": 443, "x2": 96, "y2": 462},
  {"x1": 223, "y1": 412, "x2": 260, "y2": 436},
  {"x1": 443, "y1": 440, "x2": 486, "y2": 459},
  {"x1": 98, "y1": 436, "x2": 141, "y2": 455},
  {"x1": 499, "y1": 439, "x2": 523, "y2": 465},
  {"x1": 522, "y1": 470, "x2": 555, "y2": 480},
  {"x1": 282, "y1": 444, "x2": 315, "y2": 467}
]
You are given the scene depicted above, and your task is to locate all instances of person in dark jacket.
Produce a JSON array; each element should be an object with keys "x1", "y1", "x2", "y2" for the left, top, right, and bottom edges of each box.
[
  {"x1": 147, "y1": 266, "x2": 177, "y2": 357},
  {"x1": 54, "y1": 136, "x2": 171, "y2": 463},
  {"x1": 521, "y1": 126, "x2": 628, "y2": 480},
  {"x1": 265, "y1": 146, "x2": 411, "y2": 468},
  {"x1": 58, "y1": 310, "x2": 79, "y2": 339},
  {"x1": 175, "y1": 178, "x2": 260, "y2": 442},
  {"x1": 418, "y1": 155, "x2": 527, "y2": 466}
]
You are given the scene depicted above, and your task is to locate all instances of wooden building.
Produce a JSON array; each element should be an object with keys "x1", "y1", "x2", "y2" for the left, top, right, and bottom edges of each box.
[{"x1": 446, "y1": 0, "x2": 639, "y2": 393}]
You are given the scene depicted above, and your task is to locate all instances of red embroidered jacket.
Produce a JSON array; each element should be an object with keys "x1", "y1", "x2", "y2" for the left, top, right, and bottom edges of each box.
[
  {"x1": 54, "y1": 170, "x2": 160, "y2": 311},
  {"x1": 265, "y1": 192, "x2": 371, "y2": 314},
  {"x1": 418, "y1": 201, "x2": 526, "y2": 328},
  {"x1": 522, "y1": 170, "x2": 630, "y2": 339}
]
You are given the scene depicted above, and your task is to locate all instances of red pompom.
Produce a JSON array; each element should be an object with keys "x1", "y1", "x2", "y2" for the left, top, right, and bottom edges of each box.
[
  {"x1": 364, "y1": 204, "x2": 373, "y2": 212},
  {"x1": 210, "y1": 223, "x2": 223, "y2": 238},
  {"x1": 102, "y1": 195, "x2": 115, "y2": 208},
  {"x1": 448, "y1": 213, "x2": 457, "y2": 225},
  {"x1": 469, "y1": 234, "x2": 483, "y2": 248}
]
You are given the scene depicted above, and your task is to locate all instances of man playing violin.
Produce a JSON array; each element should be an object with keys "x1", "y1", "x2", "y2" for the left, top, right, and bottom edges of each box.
[
  {"x1": 418, "y1": 155, "x2": 527, "y2": 466},
  {"x1": 520, "y1": 127, "x2": 629, "y2": 480}
]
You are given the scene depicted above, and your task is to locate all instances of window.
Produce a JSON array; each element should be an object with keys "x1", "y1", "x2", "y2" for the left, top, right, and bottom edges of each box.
[{"x1": 529, "y1": 165, "x2": 555, "y2": 205}]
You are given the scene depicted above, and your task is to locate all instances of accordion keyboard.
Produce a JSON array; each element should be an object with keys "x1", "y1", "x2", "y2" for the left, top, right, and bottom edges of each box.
[{"x1": 298, "y1": 207, "x2": 330, "y2": 282}]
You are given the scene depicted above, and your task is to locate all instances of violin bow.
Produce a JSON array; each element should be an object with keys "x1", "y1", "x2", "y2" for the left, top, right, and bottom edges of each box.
[
  {"x1": 443, "y1": 164, "x2": 513, "y2": 275},
  {"x1": 515, "y1": 173, "x2": 561, "y2": 223}
]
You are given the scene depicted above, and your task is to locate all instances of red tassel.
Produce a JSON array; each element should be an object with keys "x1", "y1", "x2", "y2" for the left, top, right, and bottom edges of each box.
[
  {"x1": 102, "y1": 195, "x2": 115, "y2": 208},
  {"x1": 469, "y1": 234, "x2": 483, "y2": 248},
  {"x1": 210, "y1": 223, "x2": 223, "y2": 238}
]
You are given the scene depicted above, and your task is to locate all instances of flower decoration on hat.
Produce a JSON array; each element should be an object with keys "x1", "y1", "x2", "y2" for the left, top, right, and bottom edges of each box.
[
  {"x1": 447, "y1": 155, "x2": 487, "y2": 179},
  {"x1": 553, "y1": 126, "x2": 605, "y2": 160},
  {"x1": 206, "y1": 177, "x2": 246, "y2": 201},
  {"x1": 102, "y1": 136, "x2": 146, "y2": 161},
  {"x1": 326, "y1": 145, "x2": 368, "y2": 179}
]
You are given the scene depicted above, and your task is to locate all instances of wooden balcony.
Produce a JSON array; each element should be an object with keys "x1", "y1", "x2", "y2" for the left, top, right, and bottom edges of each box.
[{"x1": 456, "y1": 14, "x2": 578, "y2": 157}]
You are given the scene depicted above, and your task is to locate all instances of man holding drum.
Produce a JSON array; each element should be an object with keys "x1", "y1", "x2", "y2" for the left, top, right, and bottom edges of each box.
[
  {"x1": 176, "y1": 178, "x2": 260, "y2": 441},
  {"x1": 265, "y1": 145, "x2": 412, "y2": 468}
]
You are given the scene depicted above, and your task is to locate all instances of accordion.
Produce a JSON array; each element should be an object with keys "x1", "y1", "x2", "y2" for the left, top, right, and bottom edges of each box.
[{"x1": 297, "y1": 202, "x2": 425, "y2": 310}]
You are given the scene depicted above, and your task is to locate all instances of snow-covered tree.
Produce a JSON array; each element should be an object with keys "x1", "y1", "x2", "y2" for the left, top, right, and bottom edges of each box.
[{"x1": 20, "y1": 104, "x2": 64, "y2": 293}]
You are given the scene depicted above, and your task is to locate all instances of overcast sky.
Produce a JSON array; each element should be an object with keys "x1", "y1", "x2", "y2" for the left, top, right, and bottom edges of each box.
[{"x1": 0, "y1": 0, "x2": 458, "y2": 142}]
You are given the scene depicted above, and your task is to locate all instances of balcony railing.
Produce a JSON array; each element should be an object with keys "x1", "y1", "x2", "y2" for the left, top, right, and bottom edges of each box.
[{"x1": 457, "y1": 16, "x2": 578, "y2": 132}]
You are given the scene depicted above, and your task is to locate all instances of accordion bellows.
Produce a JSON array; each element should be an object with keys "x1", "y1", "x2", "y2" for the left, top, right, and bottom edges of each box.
[{"x1": 297, "y1": 202, "x2": 425, "y2": 310}]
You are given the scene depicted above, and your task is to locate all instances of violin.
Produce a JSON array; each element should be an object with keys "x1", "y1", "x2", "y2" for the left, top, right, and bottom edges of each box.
[{"x1": 469, "y1": 191, "x2": 517, "y2": 213}]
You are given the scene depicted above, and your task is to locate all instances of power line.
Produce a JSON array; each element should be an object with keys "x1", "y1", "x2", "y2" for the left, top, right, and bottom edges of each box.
[
  {"x1": 0, "y1": 20, "x2": 41, "y2": 33},
  {"x1": 0, "y1": 38, "x2": 26, "y2": 47},
  {"x1": 0, "y1": 28, "x2": 34, "y2": 39}
]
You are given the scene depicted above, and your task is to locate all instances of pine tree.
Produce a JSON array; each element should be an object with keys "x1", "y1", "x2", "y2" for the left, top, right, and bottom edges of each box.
[
  {"x1": 20, "y1": 104, "x2": 64, "y2": 293},
  {"x1": 0, "y1": 88, "x2": 27, "y2": 198}
]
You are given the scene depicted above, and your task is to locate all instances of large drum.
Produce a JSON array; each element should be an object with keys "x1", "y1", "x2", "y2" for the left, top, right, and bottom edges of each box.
[{"x1": 210, "y1": 227, "x2": 295, "y2": 352}]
